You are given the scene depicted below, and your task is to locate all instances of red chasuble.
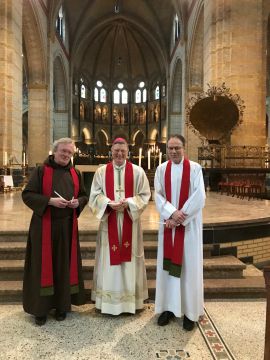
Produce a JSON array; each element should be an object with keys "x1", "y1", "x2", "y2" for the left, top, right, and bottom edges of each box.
[
  {"x1": 41, "y1": 165, "x2": 79, "y2": 296},
  {"x1": 164, "y1": 158, "x2": 190, "y2": 278},
  {"x1": 105, "y1": 161, "x2": 134, "y2": 265}
]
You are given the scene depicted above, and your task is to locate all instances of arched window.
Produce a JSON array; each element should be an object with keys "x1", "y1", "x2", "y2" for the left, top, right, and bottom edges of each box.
[
  {"x1": 135, "y1": 81, "x2": 147, "y2": 104},
  {"x1": 113, "y1": 89, "x2": 120, "y2": 104},
  {"x1": 122, "y1": 89, "x2": 128, "y2": 104},
  {"x1": 135, "y1": 89, "x2": 141, "y2": 103},
  {"x1": 56, "y1": 6, "x2": 65, "y2": 42},
  {"x1": 81, "y1": 84, "x2": 86, "y2": 99},
  {"x1": 94, "y1": 80, "x2": 107, "y2": 102},
  {"x1": 174, "y1": 14, "x2": 180, "y2": 43},
  {"x1": 143, "y1": 89, "x2": 147, "y2": 102},
  {"x1": 94, "y1": 87, "x2": 99, "y2": 101},
  {"x1": 113, "y1": 83, "x2": 128, "y2": 104},
  {"x1": 155, "y1": 85, "x2": 160, "y2": 100},
  {"x1": 100, "y1": 88, "x2": 107, "y2": 103}
]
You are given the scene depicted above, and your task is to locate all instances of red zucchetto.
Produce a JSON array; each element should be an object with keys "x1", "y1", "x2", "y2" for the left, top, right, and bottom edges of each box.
[{"x1": 112, "y1": 137, "x2": 128, "y2": 145}]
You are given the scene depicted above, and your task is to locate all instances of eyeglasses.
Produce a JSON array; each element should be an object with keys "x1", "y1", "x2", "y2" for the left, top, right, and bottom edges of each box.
[{"x1": 167, "y1": 146, "x2": 183, "y2": 151}]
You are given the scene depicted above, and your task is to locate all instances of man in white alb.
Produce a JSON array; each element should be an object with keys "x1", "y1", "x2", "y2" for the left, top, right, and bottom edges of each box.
[
  {"x1": 154, "y1": 134, "x2": 205, "y2": 331},
  {"x1": 89, "y1": 138, "x2": 151, "y2": 315}
]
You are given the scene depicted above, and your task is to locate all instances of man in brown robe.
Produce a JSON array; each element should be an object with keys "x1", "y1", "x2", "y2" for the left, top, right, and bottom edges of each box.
[{"x1": 22, "y1": 138, "x2": 88, "y2": 325}]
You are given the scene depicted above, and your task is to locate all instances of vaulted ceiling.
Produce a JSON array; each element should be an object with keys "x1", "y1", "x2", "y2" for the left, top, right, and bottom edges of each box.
[{"x1": 50, "y1": 0, "x2": 188, "y2": 85}]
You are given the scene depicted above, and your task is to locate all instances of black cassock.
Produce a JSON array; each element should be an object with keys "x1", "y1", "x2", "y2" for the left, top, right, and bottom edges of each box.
[{"x1": 22, "y1": 156, "x2": 88, "y2": 316}]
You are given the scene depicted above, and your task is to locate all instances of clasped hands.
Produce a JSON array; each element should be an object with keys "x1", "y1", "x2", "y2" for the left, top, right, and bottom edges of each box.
[
  {"x1": 108, "y1": 199, "x2": 128, "y2": 212},
  {"x1": 48, "y1": 197, "x2": 79, "y2": 209},
  {"x1": 165, "y1": 209, "x2": 187, "y2": 228}
]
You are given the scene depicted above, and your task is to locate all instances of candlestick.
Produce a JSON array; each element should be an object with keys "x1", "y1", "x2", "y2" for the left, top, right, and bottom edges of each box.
[
  {"x1": 148, "y1": 149, "x2": 151, "y2": 170},
  {"x1": 4, "y1": 151, "x2": 7, "y2": 166},
  {"x1": 138, "y1": 148, "x2": 142, "y2": 167},
  {"x1": 159, "y1": 152, "x2": 162, "y2": 166}
]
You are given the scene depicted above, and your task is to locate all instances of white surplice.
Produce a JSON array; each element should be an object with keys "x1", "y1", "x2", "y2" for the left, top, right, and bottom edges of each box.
[
  {"x1": 89, "y1": 161, "x2": 151, "y2": 315},
  {"x1": 154, "y1": 159, "x2": 206, "y2": 321}
]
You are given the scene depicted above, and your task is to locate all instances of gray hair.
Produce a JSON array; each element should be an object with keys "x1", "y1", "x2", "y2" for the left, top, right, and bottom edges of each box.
[{"x1": 52, "y1": 138, "x2": 75, "y2": 152}]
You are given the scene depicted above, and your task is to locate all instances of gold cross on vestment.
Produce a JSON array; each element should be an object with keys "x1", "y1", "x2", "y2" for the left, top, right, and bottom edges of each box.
[
  {"x1": 112, "y1": 245, "x2": 118, "y2": 252},
  {"x1": 115, "y1": 187, "x2": 125, "y2": 199},
  {"x1": 124, "y1": 241, "x2": 130, "y2": 248}
]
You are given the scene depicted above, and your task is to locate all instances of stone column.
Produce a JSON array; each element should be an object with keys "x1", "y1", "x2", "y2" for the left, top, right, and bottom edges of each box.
[
  {"x1": 264, "y1": 266, "x2": 270, "y2": 360},
  {"x1": 267, "y1": 97, "x2": 270, "y2": 144},
  {"x1": 0, "y1": 0, "x2": 22, "y2": 166},
  {"x1": 28, "y1": 85, "x2": 50, "y2": 166},
  {"x1": 204, "y1": 0, "x2": 265, "y2": 146}
]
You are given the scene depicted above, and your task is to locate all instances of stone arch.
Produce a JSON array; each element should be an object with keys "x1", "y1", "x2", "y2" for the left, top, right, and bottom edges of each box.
[
  {"x1": 188, "y1": 4, "x2": 204, "y2": 91},
  {"x1": 53, "y1": 55, "x2": 69, "y2": 140},
  {"x1": 132, "y1": 129, "x2": 145, "y2": 154},
  {"x1": 96, "y1": 129, "x2": 109, "y2": 155},
  {"x1": 53, "y1": 55, "x2": 67, "y2": 111},
  {"x1": 161, "y1": 125, "x2": 167, "y2": 143},
  {"x1": 149, "y1": 128, "x2": 159, "y2": 143},
  {"x1": 23, "y1": 0, "x2": 46, "y2": 85},
  {"x1": 81, "y1": 127, "x2": 91, "y2": 144},
  {"x1": 23, "y1": 0, "x2": 48, "y2": 165}
]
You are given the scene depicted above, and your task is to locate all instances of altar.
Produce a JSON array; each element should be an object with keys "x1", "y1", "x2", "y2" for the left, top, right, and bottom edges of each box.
[{"x1": 75, "y1": 164, "x2": 104, "y2": 196}]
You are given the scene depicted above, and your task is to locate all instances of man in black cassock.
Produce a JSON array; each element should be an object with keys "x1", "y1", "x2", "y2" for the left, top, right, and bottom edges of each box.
[{"x1": 22, "y1": 138, "x2": 88, "y2": 326}]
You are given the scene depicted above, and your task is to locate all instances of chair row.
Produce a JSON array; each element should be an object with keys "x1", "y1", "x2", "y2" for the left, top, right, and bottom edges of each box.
[{"x1": 218, "y1": 181, "x2": 264, "y2": 199}]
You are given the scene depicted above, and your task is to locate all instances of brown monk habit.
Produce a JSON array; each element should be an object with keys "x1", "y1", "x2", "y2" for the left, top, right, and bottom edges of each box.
[{"x1": 22, "y1": 156, "x2": 88, "y2": 317}]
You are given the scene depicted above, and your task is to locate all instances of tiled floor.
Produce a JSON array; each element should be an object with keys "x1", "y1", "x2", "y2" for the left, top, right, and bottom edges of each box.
[
  {"x1": 0, "y1": 191, "x2": 268, "y2": 359},
  {"x1": 0, "y1": 301, "x2": 266, "y2": 360},
  {"x1": 0, "y1": 191, "x2": 270, "y2": 232}
]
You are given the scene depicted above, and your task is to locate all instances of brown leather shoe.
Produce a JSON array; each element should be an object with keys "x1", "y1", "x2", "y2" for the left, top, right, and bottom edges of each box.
[{"x1": 157, "y1": 311, "x2": 175, "y2": 326}]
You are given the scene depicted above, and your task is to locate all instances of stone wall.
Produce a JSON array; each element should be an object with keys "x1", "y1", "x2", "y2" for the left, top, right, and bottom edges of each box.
[
  {"x1": 220, "y1": 237, "x2": 270, "y2": 266},
  {"x1": 203, "y1": 0, "x2": 265, "y2": 146}
]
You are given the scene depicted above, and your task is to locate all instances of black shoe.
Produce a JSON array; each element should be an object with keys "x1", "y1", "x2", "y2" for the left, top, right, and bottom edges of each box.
[
  {"x1": 55, "y1": 310, "x2": 66, "y2": 321},
  {"x1": 183, "y1": 315, "x2": 195, "y2": 331},
  {"x1": 157, "y1": 311, "x2": 175, "y2": 326},
  {"x1": 35, "y1": 316, "x2": 47, "y2": 326}
]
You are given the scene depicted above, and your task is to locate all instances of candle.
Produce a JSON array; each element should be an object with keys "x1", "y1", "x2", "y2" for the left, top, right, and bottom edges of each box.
[
  {"x1": 23, "y1": 152, "x2": 26, "y2": 166},
  {"x1": 71, "y1": 156, "x2": 74, "y2": 165},
  {"x1": 159, "y1": 152, "x2": 162, "y2": 166},
  {"x1": 4, "y1": 151, "x2": 7, "y2": 166},
  {"x1": 49, "y1": 150, "x2": 52, "y2": 155},
  {"x1": 138, "y1": 148, "x2": 142, "y2": 167},
  {"x1": 148, "y1": 149, "x2": 151, "y2": 170}
]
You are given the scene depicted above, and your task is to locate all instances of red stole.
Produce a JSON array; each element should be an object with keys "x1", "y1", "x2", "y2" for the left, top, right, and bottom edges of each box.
[
  {"x1": 105, "y1": 161, "x2": 133, "y2": 265},
  {"x1": 164, "y1": 158, "x2": 190, "y2": 278},
  {"x1": 41, "y1": 165, "x2": 79, "y2": 296}
]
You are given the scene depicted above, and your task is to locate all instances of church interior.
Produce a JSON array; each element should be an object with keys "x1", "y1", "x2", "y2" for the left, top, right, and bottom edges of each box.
[{"x1": 1, "y1": 0, "x2": 270, "y2": 359}]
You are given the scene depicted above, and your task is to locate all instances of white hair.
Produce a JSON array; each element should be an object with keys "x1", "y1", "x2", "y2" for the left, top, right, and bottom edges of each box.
[{"x1": 52, "y1": 138, "x2": 74, "y2": 152}]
